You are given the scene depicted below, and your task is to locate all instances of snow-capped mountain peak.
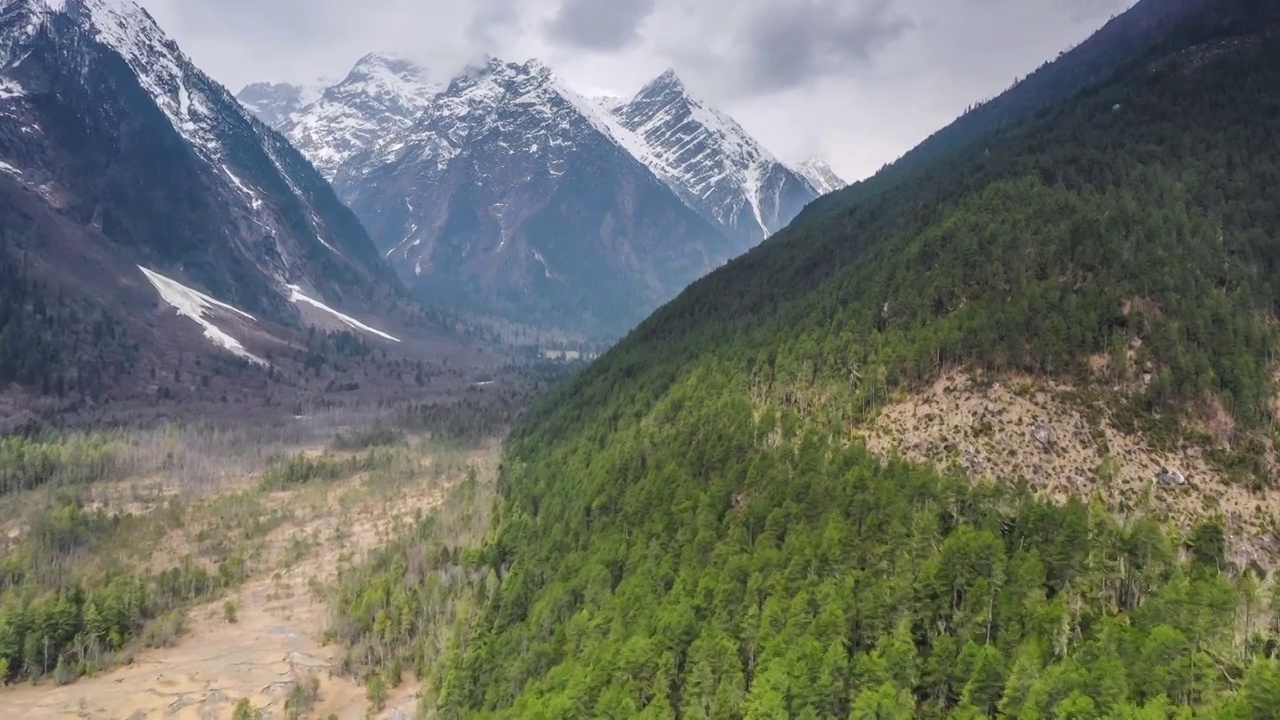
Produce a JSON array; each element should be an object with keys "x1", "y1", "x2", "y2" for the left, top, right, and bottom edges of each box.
[
  {"x1": 589, "y1": 93, "x2": 626, "y2": 114},
  {"x1": 242, "y1": 52, "x2": 441, "y2": 181},
  {"x1": 236, "y1": 55, "x2": 827, "y2": 337},
  {"x1": 643, "y1": 67, "x2": 684, "y2": 94},
  {"x1": 607, "y1": 68, "x2": 816, "y2": 245},
  {"x1": 391, "y1": 55, "x2": 628, "y2": 168},
  {"x1": 520, "y1": 57, "x2": 552, "y2": 76},
  {"x1": 333, "y1": 51, "x2": 437, "y2": 113},
  {"x1": 795, "y1": 156, "x2": 847, "y2": 195},
  {"x1": 348, "y1": 50, "x2": 416, "y2": 73},
  {"x1": 1, "y1": 0, "x2": 392, "y2": 284}
]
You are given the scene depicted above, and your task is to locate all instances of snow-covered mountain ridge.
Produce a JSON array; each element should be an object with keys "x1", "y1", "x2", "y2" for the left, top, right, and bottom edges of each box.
[
  {"x1": 250, "y1": 52, "x2": 442, "y2": 180},
  {"x1": 602, "y1": 69, "x2": 829, "y2": 244},
  {"x1": 237, "y1": 79, "x2": 329, "y2": 128},
  {"x1": 241, "y1": 57, "x2": 843, "y2": 246},
  {"x1": 238, "y1": 54, "x2": 843, "y2": 338}
]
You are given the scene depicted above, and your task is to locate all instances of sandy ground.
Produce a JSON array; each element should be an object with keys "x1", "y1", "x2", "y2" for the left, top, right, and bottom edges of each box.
[
  {"x1": 0, "y1": 584, "x2": 399, "y2": 720},
  {"x1": 0, "y1": 442, "x2": 499, "y2": 720}
]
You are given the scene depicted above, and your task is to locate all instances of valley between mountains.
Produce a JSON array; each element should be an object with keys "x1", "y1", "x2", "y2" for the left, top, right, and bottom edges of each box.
[{"x1": 7, "y1": 0, "x2": 1280, "y2": 718}]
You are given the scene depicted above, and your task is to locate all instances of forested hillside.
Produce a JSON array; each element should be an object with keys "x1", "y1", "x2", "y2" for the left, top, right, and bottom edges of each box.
[{"x1": 415, "y1": 0, "x2": 1280, "y2": 717}]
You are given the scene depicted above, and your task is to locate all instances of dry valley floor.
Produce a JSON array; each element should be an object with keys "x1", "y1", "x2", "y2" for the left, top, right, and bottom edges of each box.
[{"x1": 0, "y1": 435, "x2": 500, "y2": 719}]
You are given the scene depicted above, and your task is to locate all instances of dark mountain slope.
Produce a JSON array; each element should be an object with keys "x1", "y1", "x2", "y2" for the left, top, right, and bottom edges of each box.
[
  {"x1": 409, "y1": 1, "x2": 1280, "y2": 717},
  {"x1": 0, "y1": 0, "x2": 457, "y2": 419},
  {"x1": 853, "y1": 0, "x2": 1216, "y2": 188},
  {"x1": 0, "y1": 0, "x2": 398, "y2": 315}
]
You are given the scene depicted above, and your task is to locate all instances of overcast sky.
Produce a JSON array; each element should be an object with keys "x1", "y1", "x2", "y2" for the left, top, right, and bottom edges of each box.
[{"x1": 144, "y1": 0, "x2": 1137, "y2": 182}]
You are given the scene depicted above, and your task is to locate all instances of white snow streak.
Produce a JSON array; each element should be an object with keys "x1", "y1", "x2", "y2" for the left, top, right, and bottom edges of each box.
[
  {"x1": 309, "y1": 212, "x2": 341, "y2": 254},
  {"x1": 285, "y1": 284, "x2": 400, "y2": 342},
  {"x1": 139, "y1": 266, "x2": 267, "y2": 365},
  {"x1": 386, "y1": 223, "x2": 419, "y2": 258},
  {"x1": 221, "y1": 165, "x2": 263, "y2": 210},
  {"x1": 531, "y1": 248, "x2": 552, "y2": 278}
]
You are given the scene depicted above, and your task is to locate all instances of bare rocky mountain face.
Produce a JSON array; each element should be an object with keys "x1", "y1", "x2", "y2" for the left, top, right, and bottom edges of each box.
[
  {"x1": 0, "y1": 0, "x2": 482, "y2": 427},
  {"x1": 241, "y1": 59, "x2": 841, "y2": 341}
]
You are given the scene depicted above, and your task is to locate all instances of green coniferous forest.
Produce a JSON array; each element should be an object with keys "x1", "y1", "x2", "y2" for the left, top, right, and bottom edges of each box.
[
  {"x1": 359, "y1": 1, "x2": 1280, "y2": 717},
  {"x1": 0, "y1": 241, "x2": 137, "y2": 400}
]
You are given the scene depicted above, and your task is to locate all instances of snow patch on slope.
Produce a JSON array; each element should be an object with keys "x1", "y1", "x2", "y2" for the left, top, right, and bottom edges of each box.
[
  {"x1": 286, "y1": 284, "x2": 400, "y2": 342},
  {"x1": 139, "y1": 266, "x2": 267, "y2": 365}
]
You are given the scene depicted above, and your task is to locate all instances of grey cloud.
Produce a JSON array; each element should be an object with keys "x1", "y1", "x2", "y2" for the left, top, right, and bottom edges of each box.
[
  {"x1": 148, "y1": 0, "x2": 329, "y2": 44},
  {"x1": 737, "y1": 0, "x2": 913, "y2": 94},
  {"x1": 145, "y1": 0, "x2": 1138, "y2": 183},
  {"x1": 546, "y1": 0, "x2": 657, "y2": 51},
  {"x1": 1057, "y1": 0, "x2": 1131, "y2": 23},
  {"x1": 468, "y1": 0, "x2": 521, "y2": 46}
]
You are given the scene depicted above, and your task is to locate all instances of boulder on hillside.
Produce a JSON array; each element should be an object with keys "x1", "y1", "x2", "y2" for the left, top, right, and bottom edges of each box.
[
  {"x1": 962, "y1": 452, "x2": 987, "y2": 478},
  {"x1": 1030, "y1": 423, "x2": 1057, "y2": 450},
  {"x1": 1155, "y1": 467, "x2": 1187, "y2": 487}
]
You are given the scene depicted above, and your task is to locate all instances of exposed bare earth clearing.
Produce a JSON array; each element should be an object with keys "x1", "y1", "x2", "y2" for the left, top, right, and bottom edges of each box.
[
  {"x1": 0, "y1": 442, "x2": 499, "y2": 719},
  {"x1": 864, "y1": 374, "x2": 1280, "y2": 565}
]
